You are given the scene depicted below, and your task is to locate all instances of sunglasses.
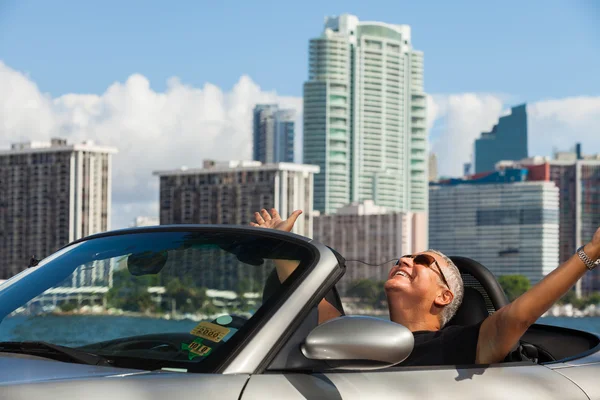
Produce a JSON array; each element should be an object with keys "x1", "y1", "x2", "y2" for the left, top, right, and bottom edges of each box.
[{"x1": 397, "y1": 254, "x2": 451, "y2": 290}]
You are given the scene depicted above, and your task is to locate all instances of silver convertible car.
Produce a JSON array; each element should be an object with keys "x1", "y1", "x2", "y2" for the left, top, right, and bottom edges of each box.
[{"x1": 1, "y1": 225, "x2": 600, "y2": 399}]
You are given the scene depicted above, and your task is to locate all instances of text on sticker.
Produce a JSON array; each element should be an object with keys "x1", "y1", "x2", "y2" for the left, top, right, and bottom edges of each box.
[
  {"x1": 190, "y1": 321, "x2": 231, "y2": 342},
  {"x1": 188, "y1": 341, "x2": 211, "y2": 356}
]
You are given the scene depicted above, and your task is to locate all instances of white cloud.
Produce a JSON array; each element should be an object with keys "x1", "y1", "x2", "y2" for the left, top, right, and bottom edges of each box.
[
  {"x1": 429, "y1": 93, "x2": 504, "y2": 177},
  {"x1": 527, "y1": 97, "x2": 600, "y2": 157},
  {"x1": 429, "y1": 94, "x2": 600, "y2": 177},
  {"x1": 0, "y1": 61, "x2": 302, "y2": 229}
]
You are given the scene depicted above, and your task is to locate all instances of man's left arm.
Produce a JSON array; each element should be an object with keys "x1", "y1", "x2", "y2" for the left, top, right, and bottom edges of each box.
[{"x1": 476, "y1": 227, "x2": 600, "y2": 365}]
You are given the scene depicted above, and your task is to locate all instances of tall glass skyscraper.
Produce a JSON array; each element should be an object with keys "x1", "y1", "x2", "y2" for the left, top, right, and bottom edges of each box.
[
  {"x1": 474, "y1": 104, "x2": 528, "y2": 174},
  {"x1": 303, "y1": 14, "x2": 428, "y2": 214},
  {"x1": 253, "y1": 105, "x2": 296, "y2": 164}
]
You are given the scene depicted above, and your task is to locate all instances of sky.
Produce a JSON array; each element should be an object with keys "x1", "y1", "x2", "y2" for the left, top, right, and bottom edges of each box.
[{"x1": 0, "y1": 0, "x2": 599, "y2": 228}]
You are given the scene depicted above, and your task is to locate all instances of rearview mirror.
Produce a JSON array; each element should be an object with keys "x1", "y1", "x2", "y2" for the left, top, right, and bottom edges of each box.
[
  {"x1": 301, "y1": 316, "x2": 414, "y2": 370},
  {"x1": 127, "y1": 250, "x2": 168, "y2": 276}
]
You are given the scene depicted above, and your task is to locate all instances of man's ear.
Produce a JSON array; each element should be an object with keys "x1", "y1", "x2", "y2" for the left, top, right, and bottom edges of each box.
[{"x1": 434, "y1": 289, "x2": 454, "y2": 307}]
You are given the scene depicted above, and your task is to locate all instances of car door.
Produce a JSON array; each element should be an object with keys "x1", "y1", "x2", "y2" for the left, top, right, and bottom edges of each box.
[
  {"x1": 0, "y1": 371, "x2": 250, "y2": 400},
  {"x1": 241, "y1": 364, "x2": 588, "y2": 400}
]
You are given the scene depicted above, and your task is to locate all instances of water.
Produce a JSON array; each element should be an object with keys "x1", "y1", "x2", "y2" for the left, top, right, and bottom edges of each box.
[
  {"x1": 535, "y1": 316, "x2": 600, "y2": 334},
  {"x1": 0, "y1": 315, "x2": 200, "y2": 347},
  {"x1": 0, "y1": 315, "x2": 599, "y2": 347}
]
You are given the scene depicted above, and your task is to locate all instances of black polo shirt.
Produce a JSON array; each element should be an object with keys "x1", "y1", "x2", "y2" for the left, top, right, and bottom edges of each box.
[{"x1": 399, "y1": 321, "x2": 484, "y2": 366}]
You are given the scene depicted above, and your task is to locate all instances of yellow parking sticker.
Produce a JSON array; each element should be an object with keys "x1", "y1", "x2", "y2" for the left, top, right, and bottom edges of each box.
[{"x1": 190, "y1": 321, "x2": 230, "y2": 343}]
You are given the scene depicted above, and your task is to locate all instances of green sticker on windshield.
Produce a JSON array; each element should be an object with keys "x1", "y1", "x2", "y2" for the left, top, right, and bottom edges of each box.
[{"x1": 181, "y1": 338, "x2": 212, "y2": 360}]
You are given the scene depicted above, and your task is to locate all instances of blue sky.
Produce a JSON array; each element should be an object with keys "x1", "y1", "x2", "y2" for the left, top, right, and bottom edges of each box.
[{"x1": 1, "y1": 0, "x2": 598, "y2": 100}]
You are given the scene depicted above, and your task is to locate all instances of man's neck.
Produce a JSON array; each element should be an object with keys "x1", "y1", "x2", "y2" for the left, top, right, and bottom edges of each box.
[{"x1": 388, "y1": 305, "x2": 441, "y2": 332}]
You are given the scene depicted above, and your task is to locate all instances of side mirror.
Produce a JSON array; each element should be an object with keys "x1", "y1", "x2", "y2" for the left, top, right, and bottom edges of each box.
[{"x1": 301, "y1": 316, "x2": 414, "y2": 370}]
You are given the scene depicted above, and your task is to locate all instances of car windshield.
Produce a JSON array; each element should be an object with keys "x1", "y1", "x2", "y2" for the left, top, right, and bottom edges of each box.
[{"x1": 0, "y1": 229, "x2": 313, "y2": 371}]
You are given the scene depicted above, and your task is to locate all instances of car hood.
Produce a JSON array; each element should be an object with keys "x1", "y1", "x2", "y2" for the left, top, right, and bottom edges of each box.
[{"x1": 0, "y1": 353, "x2": 149, "y2": 385}]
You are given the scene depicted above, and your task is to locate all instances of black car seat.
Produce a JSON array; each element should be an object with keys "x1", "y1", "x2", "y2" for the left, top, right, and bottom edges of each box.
[
  {"x1": 446, "y1": 256, "x2": 546, "y2": 363},
  {"x1": 445, "y1": 256, "x2": 508, "y2": 327}
]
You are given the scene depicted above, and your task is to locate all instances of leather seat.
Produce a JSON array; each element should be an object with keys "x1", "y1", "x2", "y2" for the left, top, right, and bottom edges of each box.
[
  {"x1": 445, "y1": 256, "x2": 509, "y2": 327},
  {"x1": 446, "y1": 286, "x2": 490, "y2": 327},
  {"x1": 443, "y1": 257, "x2": 541, "y2": 362}
]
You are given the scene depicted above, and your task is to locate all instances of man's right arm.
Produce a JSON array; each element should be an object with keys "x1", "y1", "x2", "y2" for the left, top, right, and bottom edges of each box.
[
  {"x1": 476, "y1": 227, "x2": 600, "y2": 364},
  {"x1": 251, "y1": 208, "x2": 342, "y2": 324},
  {"x1": 250, "y1": 208, "x2": 303, "y2": 283},
  {"x1": 274, "y1": 259, "x2": 301, "y2": 283}
]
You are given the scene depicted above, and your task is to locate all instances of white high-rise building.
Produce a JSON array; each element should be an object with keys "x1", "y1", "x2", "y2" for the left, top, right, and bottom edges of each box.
[
  {"x1": 0, "y1": 138, "x2": 117, "y2": 279},
  {"x1": 303, "y1": 14, "x2": 428, "y2": 215}
]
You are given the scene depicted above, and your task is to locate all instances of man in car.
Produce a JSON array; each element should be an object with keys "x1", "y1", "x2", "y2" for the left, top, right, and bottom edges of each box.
[{"x1": 251, "y1": 208, "x2": 600, "y2": 366}]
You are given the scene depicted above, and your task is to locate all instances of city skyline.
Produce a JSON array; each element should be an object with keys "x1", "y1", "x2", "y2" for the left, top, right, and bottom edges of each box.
[{"x1": 0, "y1": 4, "x2": 599, "y2": 228}]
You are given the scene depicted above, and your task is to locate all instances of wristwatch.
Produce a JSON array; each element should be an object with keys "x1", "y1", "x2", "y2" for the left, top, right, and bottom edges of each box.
[{"x1": 576, "y1": 245, "x2": 600, "y2": 270}]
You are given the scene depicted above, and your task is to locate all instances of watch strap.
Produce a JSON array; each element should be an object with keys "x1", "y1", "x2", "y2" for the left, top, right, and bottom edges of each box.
[{"x1": 577, "y1": 245, "x2": 600, "y2": 270}]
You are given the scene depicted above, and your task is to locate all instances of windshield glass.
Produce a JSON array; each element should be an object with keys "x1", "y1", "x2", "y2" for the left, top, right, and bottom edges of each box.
[{"x1": 0, "y1": 229, "x2": 313, "y2": 371}]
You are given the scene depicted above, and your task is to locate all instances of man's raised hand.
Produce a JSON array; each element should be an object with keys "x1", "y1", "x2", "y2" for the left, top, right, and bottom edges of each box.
[{"x1": 250, "y1": 208, "x2": 302, "y2": 233}]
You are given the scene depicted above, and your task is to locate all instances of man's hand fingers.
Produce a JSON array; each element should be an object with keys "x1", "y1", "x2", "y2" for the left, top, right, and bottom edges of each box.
[
  {"x1": 249, "y1": 222, "x2": 260, "y2": 227},
  {"x1": 255, "y1": 212, "x2": 265, "y2": 224},
  {"x1": 260, "y1": 209, "x2": 272, "y2": 221},
  {"x1": 271, "y1": 208, "x2": 281, "y2": 221},
  {"x1": 288, "y1": 210, "x2": 303, "y2": 225}
]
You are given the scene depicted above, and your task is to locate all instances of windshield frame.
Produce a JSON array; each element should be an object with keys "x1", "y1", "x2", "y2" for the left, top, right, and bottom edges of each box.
[{"x1": 0, "y1": 225, "x2": 323, "y2": 374}]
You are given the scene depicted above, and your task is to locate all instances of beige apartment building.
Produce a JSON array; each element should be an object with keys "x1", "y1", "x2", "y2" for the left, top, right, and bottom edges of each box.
[{"x1": 154, "y1": 160, "x2": 319, "y2": 238}]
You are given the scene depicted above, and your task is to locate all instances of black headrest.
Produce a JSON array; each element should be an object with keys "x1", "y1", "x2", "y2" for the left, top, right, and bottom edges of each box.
[
  {"x1": 449, "y1": 256, "x2": 508, "y2": 310},
  {"x1": 444, "y1": 256, "x2": 509, "y2": 327},
  {"x1": 446, "y1": 287, "x2": 489, "y2": 327}
]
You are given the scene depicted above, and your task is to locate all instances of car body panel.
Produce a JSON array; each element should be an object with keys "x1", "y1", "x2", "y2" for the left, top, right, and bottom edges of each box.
[
  {"x1": 324, "y1": 365, "x2": 589, "y2": 400},
  {"x1": 554, "y1": 364, "x2": 600, "y2": 400},
  {"x1": 242, "y1": 374, "x2": 342, "y2": 400},
  {"x1": 241, "y1": 365, "x2": 589, "y2": 400},
  {"x1": 562, "y1": 347, "x2": 600, "y2": 366},
  {"x1": 0, "y1": 354, "x2": 148, "y2": 385},
  {"x1": 0, "y1": 370, "x2": 250, "y2": 400}
]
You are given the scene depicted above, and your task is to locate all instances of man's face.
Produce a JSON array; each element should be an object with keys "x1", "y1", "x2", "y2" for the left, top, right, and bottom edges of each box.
[{"x1": 384, "y1": 252, "x2": 452, "y2": 309}]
